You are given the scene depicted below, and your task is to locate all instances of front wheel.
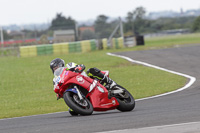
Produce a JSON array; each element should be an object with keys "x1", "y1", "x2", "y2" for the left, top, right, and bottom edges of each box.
[
  {"x1": 114, "y1": 85, "x2": 135, "y2": 112},
  {"x1": 64, "y1": 91, "x2": 93, "y2": 116}
]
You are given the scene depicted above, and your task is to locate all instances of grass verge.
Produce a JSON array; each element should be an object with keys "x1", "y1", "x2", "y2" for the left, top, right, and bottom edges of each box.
[
  {"x1": 2, "y1": 33, "x2": 199, "y2": 118},
  {"x1": 106, "y1": 33, "x2": 200, "y2": 53},
  {"x1": 0, "y1": 50, "x2": 187, "y2": 119}
]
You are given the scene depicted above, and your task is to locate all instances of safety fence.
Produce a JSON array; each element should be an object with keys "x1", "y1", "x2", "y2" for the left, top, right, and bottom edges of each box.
[
  {"x1": 19, "y1": 37, "x2": 124, "y2": 57},
  {"x1": 102, "y1": 37, "x2": 124, "y2": 49}
]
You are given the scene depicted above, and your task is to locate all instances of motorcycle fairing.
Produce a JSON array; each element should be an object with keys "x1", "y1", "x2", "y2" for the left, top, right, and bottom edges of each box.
[
  {"x1": 58, "y1": 69, "x2": 119, "y2": 111},
  {"x1": 66, "y1": 88, "x2": 78, "y2": 94},
  {"x1": 87, "y1": 83, "x2": 119, "y2": 111}
]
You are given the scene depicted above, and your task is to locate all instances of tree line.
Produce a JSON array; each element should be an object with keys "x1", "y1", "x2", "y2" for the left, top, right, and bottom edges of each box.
[{"x1": 3, "y1": 7, "x2": 200, "y2": 41}]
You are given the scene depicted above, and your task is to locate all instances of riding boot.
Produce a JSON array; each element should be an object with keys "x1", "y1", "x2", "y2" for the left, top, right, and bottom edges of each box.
[
  {"x1": 102, "y1": 75, "x2": 117, "y2": 90},
  {"x1": 86, "y1": 67, "x2": 117, "y2": 89}
]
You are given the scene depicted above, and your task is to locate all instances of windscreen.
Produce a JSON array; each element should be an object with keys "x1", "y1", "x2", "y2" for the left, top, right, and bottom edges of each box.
[{"x1": 54, "y1": 67, "x2": 65, "y2": 77}]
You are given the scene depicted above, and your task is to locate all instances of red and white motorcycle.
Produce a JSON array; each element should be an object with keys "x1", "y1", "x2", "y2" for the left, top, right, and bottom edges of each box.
[{"x1": 54, "y1": 67, "x2": 135, "y2": 116}]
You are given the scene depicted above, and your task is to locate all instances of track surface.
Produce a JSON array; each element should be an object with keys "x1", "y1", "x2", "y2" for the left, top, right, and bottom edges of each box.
[{"x1": 1, "y1": 44, "x2": 200, "y2": 133}]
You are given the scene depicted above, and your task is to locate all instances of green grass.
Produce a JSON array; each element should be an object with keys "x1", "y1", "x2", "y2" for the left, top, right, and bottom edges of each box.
[
  {"x1": 106, "y1": 33, "x2": 200, "y2": 53},
  {"x1": 1, "y1": 33, "x2": 199, "y2": 119},
  {"x1": 0, "y1": 51, "x2": 186, "y2": 119},
  {"x1": 145, "y1": 33, "x2": 200, "y2": 47}
]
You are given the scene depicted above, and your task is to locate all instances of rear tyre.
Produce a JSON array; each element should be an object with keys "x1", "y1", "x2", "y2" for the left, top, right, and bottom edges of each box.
[
  {"x1": 64, "y1": 91, "x2": 93, "y2": 116},
  {"x1": 115, "y1": 85, "x2": 135, "y2": 112}
]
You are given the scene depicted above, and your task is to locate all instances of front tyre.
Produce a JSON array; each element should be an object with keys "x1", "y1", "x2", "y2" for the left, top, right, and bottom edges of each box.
[
  {"x1": 115, "y1": 85, "x2": 135, "y2": 112},
  {"x1": 69, "y1": 108, "x2": 78, "y2": 116},
  {"x1": 64, "y1": 91, "x2": 93, "y2": 116}
]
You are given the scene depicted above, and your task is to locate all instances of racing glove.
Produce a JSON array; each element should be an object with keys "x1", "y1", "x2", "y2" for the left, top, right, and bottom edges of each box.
[
  {"x1": 56, "y1": 94, "x2": 61, "y2": 100},
  {"x1": 75, "y1": 64, "x2": 85, "y2": 73}
]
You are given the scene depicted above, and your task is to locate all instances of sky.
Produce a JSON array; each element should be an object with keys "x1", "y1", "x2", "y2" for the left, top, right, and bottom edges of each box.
[{"x1": 0, "y1": 0, "x2": 200, "y2": 26}]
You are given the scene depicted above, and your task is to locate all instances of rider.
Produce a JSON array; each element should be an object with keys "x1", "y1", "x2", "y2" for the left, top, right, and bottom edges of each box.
[{"x1": 50, "y1": 58, "x2": 117, "y2": 98}]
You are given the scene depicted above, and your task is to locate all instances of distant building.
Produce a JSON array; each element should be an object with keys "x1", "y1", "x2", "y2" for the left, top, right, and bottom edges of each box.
[
  {"x1": 79, "y1": 26, "x2": 95, "y2": 40},
  {"x1": 53, "y1": 30, "x2": 75, "y2": 43}
]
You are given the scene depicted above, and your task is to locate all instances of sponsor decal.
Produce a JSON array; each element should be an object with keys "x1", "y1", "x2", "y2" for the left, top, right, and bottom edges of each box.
[
  {"x1": 76, "y1": 76, "x2": 85, "y2": 84},
  {"x1": 104, "y1": 71, "x2": 109, "y2": 76},
  {"x1": 56, "y1": 76, "x2": 61, "y2": 83},
  {"x1": 65, "y1": 71, "x2": 69, "y2": 75},
  {"x1": 55, "y1": 86, "x2": 60, "y2": 89},
  {"x1": 89, "y1": 80, "x2": 97, "y2": 92},
  {"x1": 112, "y1": 99, "x2": 116, "y2": 105},
  {"x1": 97, "y1": 86, "x2": 104, "y2": 93},
  {"x1": 101, "y1": 100, "x2": 116, "y2": 106},
  {"x1": 60, "y1": 72, "x2": 66, "y2": 83},
  {"x1": 101, "y1": 103, "x2": 112, "y2": 106}
]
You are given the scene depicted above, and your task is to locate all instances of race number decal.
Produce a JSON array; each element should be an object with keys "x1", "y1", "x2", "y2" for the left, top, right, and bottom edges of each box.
[
  {"x1": 56, "y1": 76, "x2": 61, "y2": 83},
  {"x1": 76, "y1": 76, "x2": 85, "y2": 84}
]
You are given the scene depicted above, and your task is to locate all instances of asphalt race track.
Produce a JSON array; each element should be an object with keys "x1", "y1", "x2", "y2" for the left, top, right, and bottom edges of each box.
[{"x1": 1, "y1": 44, "x2": 200, "y2": 133}]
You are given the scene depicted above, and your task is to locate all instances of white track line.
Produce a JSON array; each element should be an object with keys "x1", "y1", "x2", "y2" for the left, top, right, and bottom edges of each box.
[
  {"x1": 107, "y1": 53, "x2": 196, "y2": 101},
  {"x1": 0, "y1": 52, "x2": 196, "y2": 121}
]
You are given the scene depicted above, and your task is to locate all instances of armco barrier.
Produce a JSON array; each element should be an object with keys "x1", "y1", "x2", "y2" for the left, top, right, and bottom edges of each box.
[
  {"x1": 81, "y1": 40, "x2": 91, "y2": 53},
  {"x1": 53, "y1": 43, "x2": 69, "y2": 55},
  {"x1": 112, "y1": 37, "x2": 123, "y2": 49},
  {"x1": 70, "y1": 42, "x2": 82, "y2": 53},
  {"x1": 112, "y1": 38, "x2": 119, "y2": 49},
  {"x1": 37, "y1": 44, "x2": 53, "y2": 55},
  {"x1": 19, "y1": 38, "x2": 123, "y2": 57},
  {"x1": 102, "y1": 38, "x2": 108, "y2": 50},
  {"x1": 90, "y1": 40, "x2": 96, "y2": 51},
  {"x1": 118, "y1": 37, "x2": 124, "y2": 48},
  {"x1": 20, "y1": 46, "x2": 37, "y2": 57},
  {"x1": 19, "y1": 39, "x2": 98, "y2": 57},
  {"x1": 102, "y1": 37, "x2": 124, "y2": 49}
]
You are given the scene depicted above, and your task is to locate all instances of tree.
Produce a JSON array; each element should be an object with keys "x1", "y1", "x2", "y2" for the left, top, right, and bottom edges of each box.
[
  {"x1": 125, "y1": 12, "x2": 134, "y2": 35},
  {"x1": 124, "y1": 7, "x2": 147, "y2": 35},
  {"x1": 50, "y1": 13, "x2": 76, "y2": 30},
  {"x1": 94, "y1": 15, "x2": 112, "y2": 38},
  {"x1": 133, "y1": 7, "x2": 146, "y2": 20},
  {"x1": 132, "y1": 7, "x2": 146, "y2": 34},
  {"x1": 192, "y1": 16, "x2": 200, "y2": 32},
  {"x1": 148, "y1": 16, "x2": 196, "y2": 32},
  {"x1": 2, "y1": 30, "x2": 11, "y2": 40}
]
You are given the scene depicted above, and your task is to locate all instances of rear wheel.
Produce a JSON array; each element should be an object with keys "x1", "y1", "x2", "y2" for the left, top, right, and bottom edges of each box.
[
  {"x1": 114, "y1": 85, "x2": 135, "y2": 112},
  {"x1": 64, "y1": 91, "x2": 93, "y2": 116}
]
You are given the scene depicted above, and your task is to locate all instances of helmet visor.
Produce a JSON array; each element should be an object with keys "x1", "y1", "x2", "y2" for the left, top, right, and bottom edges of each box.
[{"x1": 53, "y1": 66, "x2": 59, "y2": 71}]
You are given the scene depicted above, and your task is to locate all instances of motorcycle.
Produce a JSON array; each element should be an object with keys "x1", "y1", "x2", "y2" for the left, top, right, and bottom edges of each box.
[{"x1": 54, "y1": 67, "x2": 135, "y2": 116}]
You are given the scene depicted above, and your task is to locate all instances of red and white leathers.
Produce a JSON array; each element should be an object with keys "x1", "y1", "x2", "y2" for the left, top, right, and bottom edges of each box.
[{"x1": 53, "y1": 62, "x2": 78, "y2": 97}]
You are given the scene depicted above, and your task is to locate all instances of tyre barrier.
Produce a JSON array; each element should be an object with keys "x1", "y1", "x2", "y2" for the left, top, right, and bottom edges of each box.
[
  {"x1": 20, "y1": 40, "x2": 97, "y2": 57},
  {"x1": 20, "y1": 38, "x2": 124, "y2": 57}
]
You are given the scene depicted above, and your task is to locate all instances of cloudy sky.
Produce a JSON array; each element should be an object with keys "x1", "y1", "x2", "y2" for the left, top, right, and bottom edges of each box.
[{"x1": 0, "y1": 0, "x2": 200, "y2": 25}]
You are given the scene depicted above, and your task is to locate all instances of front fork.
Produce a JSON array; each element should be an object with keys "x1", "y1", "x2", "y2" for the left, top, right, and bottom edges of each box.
[
  {"x1": 74, "y1": 86, "x2": 84, "y2": 100},
  {"x1": 65, "y1": 85, "x2": 83, "y2": 99}
]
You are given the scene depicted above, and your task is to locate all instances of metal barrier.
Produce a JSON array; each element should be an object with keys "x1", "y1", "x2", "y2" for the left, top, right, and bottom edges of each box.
[{"x1": 19, "y1": 40, "x2": 97, "y2": 57}]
